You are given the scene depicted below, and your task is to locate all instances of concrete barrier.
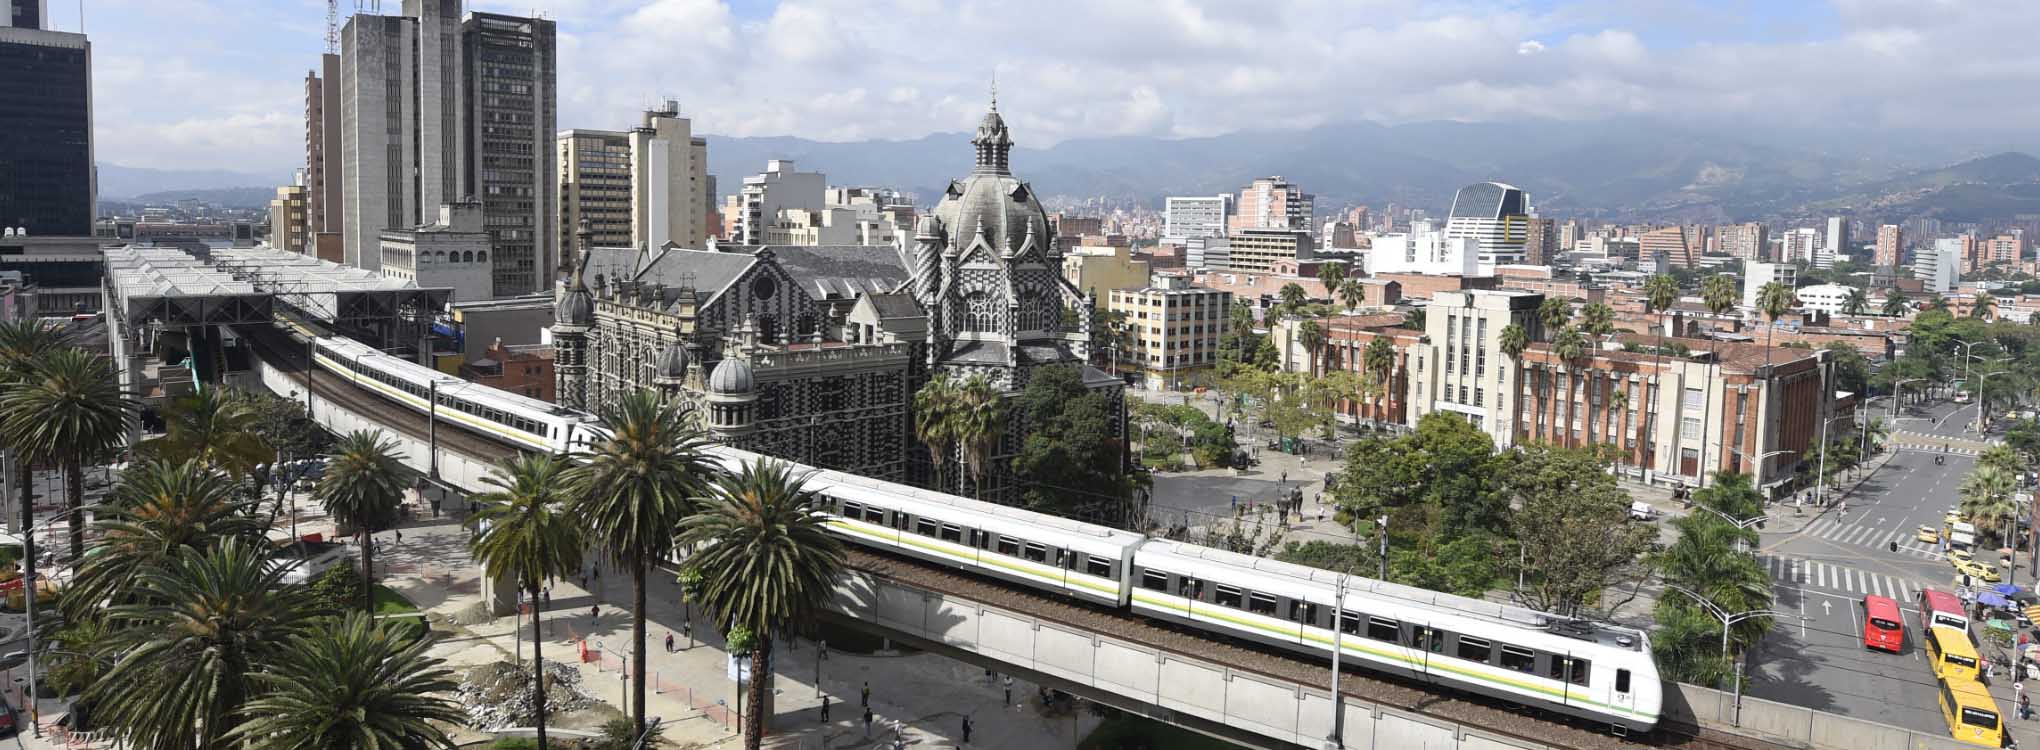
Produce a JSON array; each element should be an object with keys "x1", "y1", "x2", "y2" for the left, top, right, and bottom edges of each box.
[{"x1": 1670, "y1": 681, "x2": 1981, "y2": 750}]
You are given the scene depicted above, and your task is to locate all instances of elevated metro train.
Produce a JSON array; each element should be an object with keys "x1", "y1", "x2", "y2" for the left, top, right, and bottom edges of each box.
[{"x1": 306, "y1": 332, "x2": 1662, "y2": 733}]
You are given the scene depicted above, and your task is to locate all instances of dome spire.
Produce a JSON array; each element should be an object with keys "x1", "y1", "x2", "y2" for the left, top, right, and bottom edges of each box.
[{"x1": 971, "y1": 80, "x2": 1012, "y2": 177}]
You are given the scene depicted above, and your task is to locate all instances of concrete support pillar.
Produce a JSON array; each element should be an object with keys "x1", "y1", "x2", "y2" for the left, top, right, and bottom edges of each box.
[{"x1": 483, "y1": 564, "x2": 518, "y2": 616}]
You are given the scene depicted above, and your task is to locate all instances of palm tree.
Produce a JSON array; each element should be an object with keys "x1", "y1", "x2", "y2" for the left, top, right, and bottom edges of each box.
[
  {"x1": 952, "y1": 375, "x2": 1006, "y2": 498},
  {"x1": 1862, "y1": 417, "x2": 1890, "y2": 455},
  {"x1": 1579, "y1": 302, "x2": 1616, "y2": 344},
  {"x1": 225, "y1": 612, "x2": 463, "y2": 750},
  {"x1": 88, "y1": 538, "x2": 317, "y2": 749},
  {"x1": 1337, "y1": 278, "x2": 1365, "y2": 312},
  {"x1": 1698, "y1": 275, "x2": 1739, "y2": 485},
  {"x1": 1537, "y1": 297, "x2": 1571, "y2": 341},
  {"x1": 913, "y1": 373, "x2": 962, "y2": 490},
  {"x1": 1960, "y1": 465, "x2": 2018, "y2": 549},
  {"x1": 1972, "y1": 294, "x2": 1997, "y2": 320},
  {"x1": 1842, "y1": 288, "x2": 1869, "y2": 316},
  {"x1": 1297, "y1": 319, "x2": 1325, "y2": 375},
  {"x1": 568, "y1": 390, "x2": 720, "y2": 738},
  {"x1": 1553, "y1": 327, "x2": 1587, "y2": 448},
  {"x1": 140, "y1": 386, "x2": 275, "y2": 480},
  {"x1": 1645, "y1": 274, "x2": 1678, "y2": 339},
  {"x1": 678, "y1": 459, "x2": 847, "y2": 750},
  {"x1": 1926, "y1": 294, "x2": 1949, "y2": 313},
  {"x1": 1980, "y1": 444, "x2": 2025, "y2": 478},
  {"x1": 0, "y1": 347, "x2": 137, "y2": 560},
  {"x1": 1316, "y1": 262, "x2": 1346, "y2": 297},
  {"x1": 314, "y1": 429, "x2": 407, "y2": 613},
  {"x1": 1881, "y1": 290, "x2": 1910, "y2": 317},
  {"x1": 470, "y1": 453, "x2": 585, "y2": 750},
  {"x1": 65, "y1": 458, "x2": 258, "y2": 620},
  {"x1": 1756, "y1": 282, "x2": 1796, "y2": 367},
  {"x1": 1362, "y1": 337, "x2": 1396, "y2": 423},
  {"x1": 1278, "y1": 282, "x2": 1308, "y2": 313},
  {"x1": 1498, "y1": 322, "x2": 1529, "y2": 427},
  {"x1": 0, "y1": 320, "x2": 75, "y2": 538}
]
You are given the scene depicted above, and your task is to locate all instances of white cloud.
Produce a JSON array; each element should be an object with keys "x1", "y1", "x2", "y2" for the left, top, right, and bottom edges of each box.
[{"x1": 81, "y1": 0, "x2": 2040, "y2": 176}]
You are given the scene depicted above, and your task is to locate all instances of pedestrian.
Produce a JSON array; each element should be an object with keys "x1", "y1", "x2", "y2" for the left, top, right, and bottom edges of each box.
[
  {"x1": 665, "y1": 632, "x2": 675, "y2": 653},
  {"x1": 863, "y1": 707, "x2": 874, "y2": 738},
  {"x1": 589, "y1": 603, "x2": 600, "y2": 620},
  {"x1": 962, "y1": 716, "x2": 973, "y2": 745},
  {"x1": 394, "y1": 528, "x2": 403, "y2": 544},
  {"x1": 819, "y1": 638, "x2": 828, "y2": 660},
  {"x1": 2022, "y1": 693, "x2": 2032, "y2": 721},
  {"x1": 861, "y1": 681, "x2": 871, "y2": 708},
  {"x1": 682, "y1": 619, "x2": 692, "y2": 645},
  {"x1": 820, "y1": 695, "x2": 831, "y2": 722},
  {"x1": 1003, "y1": 675, "x2": 1013, "y2": 705},
  {"x1": 542, "y1": 588, "x2": 551, "y2": 611}
]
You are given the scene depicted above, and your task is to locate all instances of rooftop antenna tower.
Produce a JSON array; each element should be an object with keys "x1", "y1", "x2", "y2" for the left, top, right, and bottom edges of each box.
[{"x1": 325, "y1": 0, "x2": 338, "y2": 54}]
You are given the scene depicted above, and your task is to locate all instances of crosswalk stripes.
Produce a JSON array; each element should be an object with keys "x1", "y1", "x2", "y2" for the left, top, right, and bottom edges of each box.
[
  {"x1": 1800, "y1": 519, "x2": 1947, "y2": 559},
  {"x1": 1761, "y1": 554, "x2": 1917, "y2": 601}
]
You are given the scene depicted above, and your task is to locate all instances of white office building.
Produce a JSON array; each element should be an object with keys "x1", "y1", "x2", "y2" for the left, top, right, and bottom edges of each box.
[
  {"x1": 628, "y1": 102, "x2": 709, "y2": 252},
  {"x1": 1165, "y1": 195, "x2": 1231, "y2": 240},
  {"x1": 1743, "y1": 262, "x2": 1797, "y2": 308},
  {"x1": 1366, "y1": 220, "x2": 1483, "y2": 276},
  {"x1": 1915, "y1": 239, "x2": 1963, "y2": 293},
  {"x1": 735, "y1": 160, "x2": 825, "y2": 245},
  {"x1": 1795, "y1": 283, "x2": 1855, "y2": 315}
]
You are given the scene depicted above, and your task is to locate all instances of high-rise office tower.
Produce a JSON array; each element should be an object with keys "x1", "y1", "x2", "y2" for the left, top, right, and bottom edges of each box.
[
  {"x1": 463, "y1": 10, "x2": 556, "y2": 296},
  {"x1": 0, "y1": 2, "x2": 93, "y2": 236},
  {"x1": 1875, "y1": 224, "x2": 1902, "y2": 269},
  {"x1": 627, "y1": 102, "x2": 707, "y2": 251},
  {"x1": 339, "y1": 0, "x2": 464, "y2": 272},
  {"x1": 1825, "y1": 216, "x2": 1849, "y2": 259},
  {"x1": 557, "y1": 129, "x2": 633, "y2": 251},
  {"x1": 1443, "y1": 182, "x2": 1531, "y2": 266},
  {"x1": 1228, "y1": 177, "x2": 1312, "y2": 233}
]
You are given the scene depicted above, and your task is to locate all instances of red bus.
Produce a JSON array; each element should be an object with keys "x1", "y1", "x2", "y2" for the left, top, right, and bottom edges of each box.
[
  {"x1": 1863, "y1": 594, "x2": 1904, "y2": 652},
  {"x1": 1919, "y1": 588, "x2": 1970, "y2": 633}
]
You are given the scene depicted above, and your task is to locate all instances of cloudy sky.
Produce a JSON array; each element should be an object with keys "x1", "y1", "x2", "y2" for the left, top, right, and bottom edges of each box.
[{"x1": 59, "y1": 0, "x2": 2040, "y2": 180}]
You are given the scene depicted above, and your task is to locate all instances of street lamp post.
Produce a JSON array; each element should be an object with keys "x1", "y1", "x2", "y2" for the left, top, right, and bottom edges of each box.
[
  {"x1": 1664, "y1": 584, "x2": 1795, "y2": 728},
  {"x1": 1722, "y1": 447, "x2": 1794, "y2": 502},
  {"x1": 1375, "y1": 515, "x2": 1388, "y2": 580},
  {"x1": 1952, "y1": 339, "x2": 1992, "y2": 399},
  {"x1": 17, "y1": 505, "x2": 84, "y2": 738},
  {"x1": 1323, "y1": 573, "x2": 1348, "y2": 750},
  {"x1": 1972, "y1": 368, "x2": 2014, "y2": 435}
]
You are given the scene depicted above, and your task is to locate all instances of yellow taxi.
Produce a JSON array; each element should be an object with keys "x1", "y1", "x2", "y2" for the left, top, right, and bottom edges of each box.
[
  {"x1": 1953, "y1": 557, "x2": 2002, "y2": 583},
  {"x1": 1945, "y1": 509, "x2": 1964, "y2": 527},
  {"x1": 1917, "y1": 525, "x2": 1942, "y2": 544},
  {"x1": 1948, "y1": 549, "x2": 1974, "y2": 566}
]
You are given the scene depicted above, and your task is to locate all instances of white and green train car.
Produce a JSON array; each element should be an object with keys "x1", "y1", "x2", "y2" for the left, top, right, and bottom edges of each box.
[{"x1": 1129, "y1": 542, "x2": 1662, "y2": 733}]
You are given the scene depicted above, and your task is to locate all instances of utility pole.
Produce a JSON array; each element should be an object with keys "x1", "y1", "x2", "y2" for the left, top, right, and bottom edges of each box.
[
  {"x1": 1376, "y1": 515, "x2": 1388, "y2": 580},
  {"x1": 1324, "y1": 573, "x2": 1347, "y2": 750}
]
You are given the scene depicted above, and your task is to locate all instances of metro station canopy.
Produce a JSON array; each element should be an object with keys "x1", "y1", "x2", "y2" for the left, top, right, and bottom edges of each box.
[{"x1": 104, "y1": 244, "x2": 450, "y2": 328}]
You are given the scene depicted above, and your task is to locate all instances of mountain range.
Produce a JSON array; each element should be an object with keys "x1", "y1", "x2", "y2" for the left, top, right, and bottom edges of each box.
[{"x1": 96, "y1": 119, "x2": 2040, "y2": 225}]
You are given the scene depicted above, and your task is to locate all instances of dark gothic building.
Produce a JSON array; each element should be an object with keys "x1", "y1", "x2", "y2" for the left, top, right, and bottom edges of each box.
[{"x1": 554, "y1": 99, "x2": 1124, "y2": 505}]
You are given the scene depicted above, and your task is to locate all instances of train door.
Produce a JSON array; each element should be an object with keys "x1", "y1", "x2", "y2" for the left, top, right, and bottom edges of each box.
[
  {"x1": 1409, "y1": 623, "x2": 1442, "y2": 680},
  {"x1": 1611, "y1": 667, "x2": 1635, "y2": 717}
]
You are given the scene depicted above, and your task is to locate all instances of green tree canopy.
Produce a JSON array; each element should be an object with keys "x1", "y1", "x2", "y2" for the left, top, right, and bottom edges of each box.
[
  {"x1": 1498, "y1": 445, "x2": 1658, "y2": 616},
  {"x1": 1010, "y1": 365, "x2": 1126, "y2": 518}
]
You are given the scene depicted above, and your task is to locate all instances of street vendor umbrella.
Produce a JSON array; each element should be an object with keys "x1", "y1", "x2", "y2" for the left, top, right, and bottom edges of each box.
[
  {"x1": 1995, "y1": 583, "x2": 2024, "y2": 596},
  {"x1": 1980, "y1": 592, "x2": 2012, "y2": 609}
]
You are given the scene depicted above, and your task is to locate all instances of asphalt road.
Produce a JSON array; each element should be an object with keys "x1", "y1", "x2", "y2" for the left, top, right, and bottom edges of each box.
[{"x1": 1743, "y1": 448, "x2": 2009, "y2": 734}]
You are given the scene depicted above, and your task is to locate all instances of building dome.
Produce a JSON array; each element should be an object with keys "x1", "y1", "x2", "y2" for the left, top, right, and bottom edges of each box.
[
  {"x1": 655, "y1": 340, "x2": 689, "y2": 380},
  {"x1": 707, "y1": 358, "x2": 754, "y2": 395},
  {"x1": 930, "y1": 100, "x2": 1049, "y2": 256},
  {"x1": 554, "y1": 284, "x2": 593, "y2": 327}
]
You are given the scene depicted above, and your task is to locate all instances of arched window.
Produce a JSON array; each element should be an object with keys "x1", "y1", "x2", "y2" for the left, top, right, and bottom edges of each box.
[
  {"x1": 477, "y1": 250, "x2": 487, "y2": 263},
  {"x1": 964, "y1": 291, "x2": 999, "y2": 333},
  {"x1": 757, "y1": 315, "x2": 779, "y2": 344},
  {"x1": 461, "y1": 251, "x2": 474, "y2": 263}
]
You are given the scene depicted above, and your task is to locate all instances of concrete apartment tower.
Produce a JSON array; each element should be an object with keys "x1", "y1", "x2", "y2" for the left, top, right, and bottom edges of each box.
[
  {"x1": 463, "y1": 10, "x2": 556, "y2": 297},
  {"x1": 557, "y1": 129, "x2": 632, "y2": 253},
  {"x1": 304, "y1": 53, "x2": 345, "y2": 260},
  {"x1": 628, "y1": 102, "x2": 708, "y2": 252},
  {"x1": 339, "y1": 0, "x2": 464, "y2": 272}
]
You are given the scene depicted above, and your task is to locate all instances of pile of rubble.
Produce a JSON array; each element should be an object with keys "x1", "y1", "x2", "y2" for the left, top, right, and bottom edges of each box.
[{"x1": 457, "y1": 659, "x2": 598, "y2": 729}]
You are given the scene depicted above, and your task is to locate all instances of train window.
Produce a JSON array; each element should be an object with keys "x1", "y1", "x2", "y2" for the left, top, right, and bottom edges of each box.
[
  {"x1": 1456, "y1": 637, "x2": 1492, "y2": 664},
  {"x1": 1140, "y1": 570, "x2": 1169, "y2": 591},
  {"x1": 841, "y1": 502, "x2": 864, "y2": 518},
  {"x1": 1614, "y1": 669, "x2": 1629, "y2": 693},
  {"x1": 1289, "y1": 601, "x2": 1317, "y2": 625},
  {"x1": 1337, "y1": 611, "x2": 1361, "y2": 636},
  {"x1": 1177, "y1": 577, "x2": 1200, "y2": 599},
  {"x1": 1548, "y1": 657, "x2": 1572, "y2": 681},
  {"x1": 939, "y1": 524, "x2": 963, "y2": 543},
  {"x1": 1366, "y1": 617, "x2": 1400, "y2": 642},
  {"x1": 1085, "y1": 556, "x2": 1112, "y2": 578},
  {"x1": 1214, "y1": 585, "x2": 1242, "y2": 608},
  {"x1": 1022, "y1": 543, "x2": 1049, "y2": 563},
  {"x1": 862, "y1": 507, "x2": 886, "y2": 524},
  {"x1": 1246, "y1": 593, "x2": 1277, "y2": 616},
  {"x1": 996, "y1": 537, "x2": 1020, "y2": 556},
  {"x1": 1499, "y1": 646, "x2": 1536, "y2": 674},
  {"x1": 1569, "y1": 658, "x2": 1592, "y2": 686},
  {"x1": 915, "y1": 519, "x2": 938, "y2": 536}
]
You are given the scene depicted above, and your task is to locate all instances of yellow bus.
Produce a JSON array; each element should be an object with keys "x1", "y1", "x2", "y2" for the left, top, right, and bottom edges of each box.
[
  {"x1": 1936, "y1": 676, "x2": 2003, "y2": 748},
  {"x1": 1923, "y1": 626, "x2": 1981, "y2": 681}
]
